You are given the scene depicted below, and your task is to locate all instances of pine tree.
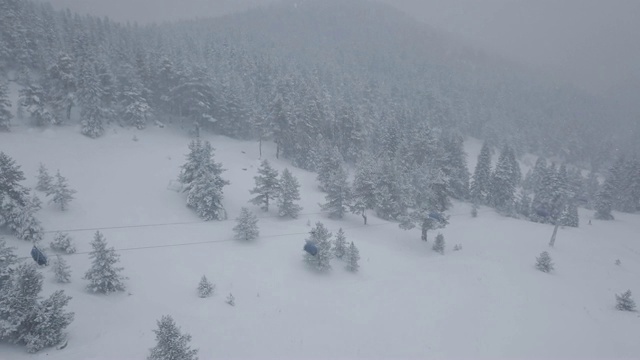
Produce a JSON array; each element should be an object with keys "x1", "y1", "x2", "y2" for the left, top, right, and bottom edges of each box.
[
  {"x1": 304, "y1": 222, "x2": 333, "y2": 271},
  {"x1": 320, "y1": 165, "x2": 351, "y2": 219},
  {"x1": 594, "y1": 178, "x2": 615, "y2": 220},
  {"x1": 469, "y1": 142, "x2": 492, "y2": 204},
  {"x1": 0, "y1": 80, "x2": 12, "y2": 131},
  {"x1": 148, "y1": 315, "x2": 199, "y2": 360},
  {"x1": 83, "y1": 231, "x2": 126, "y2": 294},
  {"x1": 36, "y1": 163, "x2": 53, "y2": 192},
  {"x1": 333, "y1": 228, "x2": 347, "y2": 259},
  {"x1": 433, "y1": 233, "x2": 445, "y2": 254},
  {"x1": 345, "y1": 242, "x2": 360, "y2": 272},
  {"x1": 197, "y1": 275, "x2": 214, "y2": 298},
  {"x1": 277, "y1": 168, "x2": 303, "y2": 218},
  {"x1": 249, "y1": 160, "x2": 279, "y2": 212},
  {"x1": 350, "y1": 158, "x2": 377, "y2": 224},
  {"x1": 233, "y1": 207, "x2": 259, "y2": 241},
  {"x1": 22, "y1": 290, "x2": 74, "y2": 353},
  {"x1": 615, "y1": 290, "x2": 636, "y2": 312},
  {"x1": 46, "y1": 170, "x2": 76, "y2": 210},
  {"x1": 51, "y1": 255, "x2": 71, "y2": 283},
  {"x1": 50, "y1": 232, "x2": 76, "y2": 254},
  {"x1": 535, "y1": 251, "x2": 554, "y2": 273}
]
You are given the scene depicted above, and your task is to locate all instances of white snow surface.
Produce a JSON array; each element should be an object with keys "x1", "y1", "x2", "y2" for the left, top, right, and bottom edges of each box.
[{"x1": 1, "y1": 126, "x2": 639, "y2": 359}]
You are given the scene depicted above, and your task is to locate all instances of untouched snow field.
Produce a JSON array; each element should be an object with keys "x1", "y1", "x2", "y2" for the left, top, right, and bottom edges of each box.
[{"x1": 1, "y1": 126, "x2": 639, "y2": 359}]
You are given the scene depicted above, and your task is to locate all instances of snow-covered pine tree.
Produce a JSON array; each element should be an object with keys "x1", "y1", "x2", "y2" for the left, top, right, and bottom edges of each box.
[
  {"x1": 233, "y1": 207, "x2": 259, "y2": 241},
  {"x1": 433, "y1": 233, "x2": 445, "y2": 254},
  {"x1": 197, "y1": 275, "x2": 214, "y2": 298},
  {"x1": 180, "y1": 139, "x2": 229, "y2": 220},
  {"x1": 535, "y1": 251, "x2": 554, "y2": 273},
  {"x1": 0, "y1": 80, "x2": 12, "y2": 131},
  {"x1": 46, "y1": 170, "x2": 76, "y2": 211},
  {"x1": 469, "y1": 142, "x2": 492, "y2": 204},
  {"x1": 615, "y1": 290, "x2": 636, "y2": 312},
  {"x1": 345, "y1": 241, "x2": 360, "y2": 272},
  {"x1": 148, "y1": 315, "x2": 199, "y2": 360},
  {"x1": 0, "y1": 263, "x2": 42, "y2": 344},
  {"x1": 50, "y1": 232, "x2": 76, "y2": 254},
  {"x1": 320, "y1": 165, "x2": 351, "y2": 219},
  {"x1": 333, "y1": 228, "x2": 347, "y2": 259},
  {"x1": 350, "y1": 157, "x2": 377, "y2": 224},
  {"x1": 22, "y1": 290, "x2": 74, "y2": 353},
  {"x1": 36, "y1": 163, "x2": 53, "y2": 192},
  {"x1": 304, "y1": 222, "x2": 333, "y2": 271},
  {"x1": 249, "y1": 160, "x2": 279, "y2": 212},
  {"x1": 0, "y1": 238, "x2": 17, "y2": 287},
  {"x1": 83, "y1": 231, "x2": 126, "y2": 294},
  {"x1": 52, "y1": 255, "x2": 71, "y2": 283},
  {"x1": 277, "y1": 168, "x2": 303, "y2": 218},
  {"x1": 594, "y1": 178, "x2": 615, "y2": 220}
]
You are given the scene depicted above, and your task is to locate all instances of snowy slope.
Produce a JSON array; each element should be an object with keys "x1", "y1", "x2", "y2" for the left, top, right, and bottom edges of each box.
[{"x1": 1, "y1": 126, "x2": 639, "y2": 359}]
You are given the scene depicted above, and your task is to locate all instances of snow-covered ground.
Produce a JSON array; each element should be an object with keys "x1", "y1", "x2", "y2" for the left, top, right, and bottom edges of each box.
[{"x1": 1, "y1": 126, "x2": 639, "y2": 359}]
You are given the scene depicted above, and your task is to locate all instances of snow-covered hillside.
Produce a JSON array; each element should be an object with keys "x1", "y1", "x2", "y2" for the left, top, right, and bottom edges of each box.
[{"x1": 1, "y1": 127, "x2": 639, "y2": 359}]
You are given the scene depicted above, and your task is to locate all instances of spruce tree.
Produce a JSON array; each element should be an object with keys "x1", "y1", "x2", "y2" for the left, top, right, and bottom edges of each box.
[
  {"x1": 46, "y1": 170, "x2": 76, "y2": 211},
  {"x1": 277, "y1": 168, "x2": 303, "y2": 218},
  {"x1": 304, "y1": 222, "x2": 333, "y2": 271},
  {"x1": 233, "y1": 207, "x2": 259, "y2": 241},
  {"x1": 433, "y1": 233, "x2": 445, "y2": 254},
  {"x1": 50, "y1": 232, "x2": 76, "y2": 254},
  {"x1": 36, "y1": 163, "x2": 53, "y2": 192},
  {"x1": 350, "y1": 158, "x2": 378, "y2": 224},
  {"x1": 148, "y1": 315, "x2": 199, "y2": 360},
  {"x1": 469, "y1": 142, "x2": 492, "y2": 204},
  {"x1": 83, "y1": 231, "x2": 126, "y2": 294},
  {"x1": 615, "y1": 290, "x2": 636, "y2": 312},
  {"x1": 345, "y1": 242, "x2": 360, "y2": 272},
  {"x1": 249, "y1": 160, "x2": 279, "y2": 212},
  {"x1": 333, "y1": 228, "x2": 347, "y2": 259},
  {"x1": 0, "y1": 80, "x2": 12, "y2": 131},
  {"x1": 320, "y1": 165, "x2": 351, "y2": 219},
  {"x1": 197, "y1": 275, "x2": 214, "y2": 298},
  {"x1": 535, "y1": 251, "x2": 554, "y2": 273},
  {"x1": 52, "y1": 255, "x2": 71, "y2": 283}
]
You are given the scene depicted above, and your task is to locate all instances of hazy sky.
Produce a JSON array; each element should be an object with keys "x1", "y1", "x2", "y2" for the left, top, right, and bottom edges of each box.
[{"x1": 39, "y1": 0, "x2": 640, "y2": 96}]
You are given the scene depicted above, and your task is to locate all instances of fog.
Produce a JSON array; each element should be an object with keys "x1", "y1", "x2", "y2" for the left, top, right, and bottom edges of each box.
[{"x1": 40, "y1": 0, "x2": 640, "y2": 96}]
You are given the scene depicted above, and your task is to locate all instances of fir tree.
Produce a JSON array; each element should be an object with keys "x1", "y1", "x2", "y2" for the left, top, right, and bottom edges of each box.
[
  {"x1": 22, "y1": 290, "x2": 74, "y2": 353},
  {"x1": 46, "y1": 170, "x2": 76, "y2": 211},
  {"x1": 50, "y1": 232, "x2": 76, "y2": 254},
  {"x1": 148, "y1": 315, "x2": 199, "y2": 360},
  {"x1": 83, "y1": 231, "x2": 126, "y2": 294},
  {"x1": 197, "y1": 275, "x2": 214, "y2": 298},
  {"x1": 333, "y1": 228, "x2": 347, "y2": 259},
  {"x1": 615, "y1": 290, "x2": 636, "y2": 312},
  {"x1": 0, "y1": 80, "x2": 12, "y2": 131},
  {"x1": 51, "y1": 255, "x2": 71, "y2": 283},
  {"x1": 226, "y1": 293, "x2": 235, "y2": 306},
  {"x1": 249, "y1": 160, "x2": 279, "y2": 212},
  {"x1": 304, "y1": 222, "x2": 333, "y2": 271},
  {"x1": 277, "y1": 168, "x2": 303, "y2": 218},
  {"x1": 345, "y1": 242, "x2": 360, "y2": 272},
  {"x1": 36, "y1": 163, "x2": 53, "y2": 192},
  {"x1": 350, "y1": 158, "x2": 377, "y2": 224},
  {"x1": 535, "y1": 251, "x2": 554, "y2": 273},
  {"x1": 233, "y1": 207, "x2": 259, "y2": 241},
  {"x1": 469, "y1": 142, "x2": 492, "y2": 204},
  {"x1": 433, "y1": 233, "x2": 445, "y2": 254},
  {"x1": 320, "y1": 165, "x2": 351, "y2": 219}
]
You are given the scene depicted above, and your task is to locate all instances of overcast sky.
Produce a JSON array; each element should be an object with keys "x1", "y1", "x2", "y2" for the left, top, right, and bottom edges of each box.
[{"x1": 39, "y1": 0, "x2": 640, "y2": 96}]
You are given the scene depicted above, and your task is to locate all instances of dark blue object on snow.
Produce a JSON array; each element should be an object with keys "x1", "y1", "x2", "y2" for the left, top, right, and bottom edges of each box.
[
  {"x1": 304, "y1": 242, "x2": 318, "y2": 256},
  {"x1": 31, "y1": 246, "x2": 48, "y2": 266}
]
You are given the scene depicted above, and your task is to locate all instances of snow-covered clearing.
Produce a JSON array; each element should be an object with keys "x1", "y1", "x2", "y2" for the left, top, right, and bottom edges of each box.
[{"x1": 1, "y1": 126, "x2": 639, "y2": 359}]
